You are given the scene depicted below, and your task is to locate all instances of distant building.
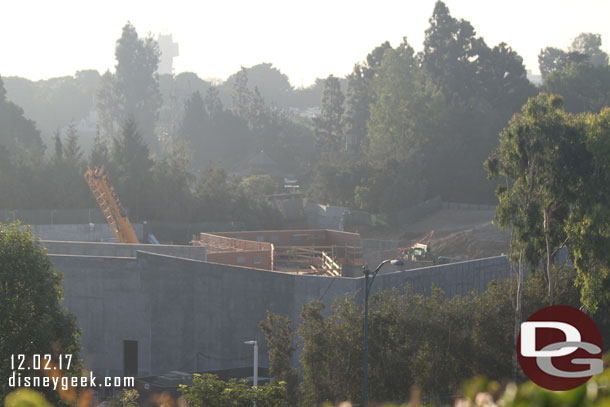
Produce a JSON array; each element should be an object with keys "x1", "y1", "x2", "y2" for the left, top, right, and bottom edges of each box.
[
  {"x1": 158, "y1": 33, "x2": 179, "y2": 75},
  {"x1": 527, "y1": 69, "x2": 542, "y2": 85}
]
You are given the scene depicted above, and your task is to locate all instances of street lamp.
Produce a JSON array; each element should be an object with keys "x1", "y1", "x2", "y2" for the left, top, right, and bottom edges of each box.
[
  {"x1": 362, "y1": 259, "x2": 404, "y2": 407},
  {"x1": 244, "y1": 340, "x2": 258, "y2": 387}
]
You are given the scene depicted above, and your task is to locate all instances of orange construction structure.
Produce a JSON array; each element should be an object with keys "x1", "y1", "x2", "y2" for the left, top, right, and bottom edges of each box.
[
  {"x1": 84, "y1": 166, "x2": 140, "y2": 244},
  {"x1": 193, "y1": 233, "x2": 274, "y2": 270},
  {"x1": 192, "y1": 229, "x2": 363, "y2": 276}
]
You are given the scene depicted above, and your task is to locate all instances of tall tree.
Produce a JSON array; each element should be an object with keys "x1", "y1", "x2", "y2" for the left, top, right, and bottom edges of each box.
[
  {"x1": 231, "y1": 67, "x2": 251, "y2": 119},
  {"x1": 422, "y1": 0, "x2": 478, "y2": 100},
  {"x1": 313, "y1": 75, "x2": 344, "y2": 155},
  {"x1": 363, "y1": 41, "x2": 392, "y2": 80},
  {"x1": 485, "y1": 93, "x2": 590, "y2": 305},
  {"x1": 539, "y1": 33, "x2": 607, "y2": 80},
  {"x1": 367, "y1": 39, "x2": 431, "y2": 164},
  {"x1": 204, "y1": 86, "x2": 223, "y2": 118},
  {"x1": 89, "y1": 133, "x2": 111, "y2": 169},
  {"x1": 178, "y1": 91, "x2": 208, "y2": 143},
  {"x1": 97, "y1": 22, "x2": 162, "y2": 148},
  {"x1": 566, "y1": 107, "x2": 610, "y2": 312},
  {"x1": 259, "y1": 311, "x2": 299, "y2": 406},
  {"x1": 342, "y1": 65, "x2": 370, "y2": 152},
  {"x1": 0, "y1": 76, "x2": 45, "y2": 162},
  {"x1": 538, "y1": 47, "x2": 589, "y2": 79},
  {"x1": 569, "y1": 33, "x2": 609, "y2": 67},
  {"x1": 475, "y1": 42, "x2": 536, "y2": 113},
  {"x1": 543, "y1": 62, "x2": 610, "y2": 113},
  {"x1": 224, "y1": 63, "x2": 293, "y2": 107},
  {"x1": 150, "y1": 139, "x2": 195, "y2": 221},
  {"x1": 538, "y1": 47, "x2": 569, "y2": 80},
  {"x1": 111, "y1": 117, "x2": 154, "y2": 219},
  {"x1": 0, "y1": 223, "x2": 82, "y2": 404}
]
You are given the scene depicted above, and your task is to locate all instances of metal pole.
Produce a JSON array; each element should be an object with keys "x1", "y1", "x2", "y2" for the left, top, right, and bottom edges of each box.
[
  {"x1": 253, "y1": 341, "x2": 258, "y2": 388},
  {"x1": 363, "y1": 274, "x2": 369, "y2": 407},
  {"x1": 360, "y1": 259, "x2": 403, "y2": 407}
]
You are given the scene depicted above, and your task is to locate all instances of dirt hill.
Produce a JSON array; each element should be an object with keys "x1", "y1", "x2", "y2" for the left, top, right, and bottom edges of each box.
[{"x1": 358, "y1": 207, "x2": 511, "y2": 261}]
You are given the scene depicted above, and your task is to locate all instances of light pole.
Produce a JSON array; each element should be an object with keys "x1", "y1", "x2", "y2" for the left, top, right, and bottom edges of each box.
[
  {"x1": 244, "y1": 340, "x2": 258, "y2": 387},
  {"x1": 362, "y1": 259, "x2": 404, "y2": 407}
]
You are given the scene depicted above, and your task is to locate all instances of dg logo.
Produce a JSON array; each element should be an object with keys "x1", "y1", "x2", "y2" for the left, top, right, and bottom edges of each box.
[{"x1": 517, "y1": 305, "x2": 604, "y2": 391}]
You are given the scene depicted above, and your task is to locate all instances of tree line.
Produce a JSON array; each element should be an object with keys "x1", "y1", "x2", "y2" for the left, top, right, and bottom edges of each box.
[
  {"x1": 1, "y1": 1, "x2": 610, "y2": 221},
  {"x1": 259, "y1": 270, "x2": 610, "y2": 406}
]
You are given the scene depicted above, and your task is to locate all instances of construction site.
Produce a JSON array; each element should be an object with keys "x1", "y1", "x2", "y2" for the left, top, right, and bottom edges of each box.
[{"x1": 6, "y1": 166, "x2": 514, "y2": 383}]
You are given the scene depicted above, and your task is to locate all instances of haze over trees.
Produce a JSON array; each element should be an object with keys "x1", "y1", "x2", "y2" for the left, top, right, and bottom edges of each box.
[
  {"x1": 539, "y1": 33, "x2": 610, "y2": 113},
  {"x1": 2, "y1": 2, "x2": 610, "y2": 406},
  {"x1": 97, "y1": 22, "x2": 162, "y2": 149},
  {"x1": 0, "y1": 1, "x2": 608, "y2": 223}
]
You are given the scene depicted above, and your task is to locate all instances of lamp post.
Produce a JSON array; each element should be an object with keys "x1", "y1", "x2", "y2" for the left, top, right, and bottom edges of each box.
[
  {"x1": 362, "y1": 259, "x2": 404, "y2": 407},
  {"x1": 244, "y1": 340, "x2": 258, "y2": 387},
  {"x1": 244, "y1": 340, "x2": 258, "y2": 407}
]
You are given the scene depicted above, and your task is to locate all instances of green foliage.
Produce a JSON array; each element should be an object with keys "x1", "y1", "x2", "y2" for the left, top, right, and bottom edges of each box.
[
  {"x1": 539, "y1": 32, "x2": 610, "y2": 113},
  {"x1": 0, "y1": 77, "x2": 45, "y2": 163},
  {"x1": 486, "y1": 93, "x2": 589, "y2": 303},
  {"x1": 422, "y1": 0, "x2": 478, "y2": 100},
  {"x1": 105, "y1": 389, "x2": 139, "y2": 407},
  {"x1": 232, "y1": 67, "x2": 252, "y2": 120},
  {"x1": 179, "y1": 91, "x2": 208, "y2": 143},
  {"x1": 543, "y1": 62, "x2": 610, "y2": 113},
  {"x1": 259, "y1": 311, "x2": 299, "y2": 406},
  {"x1": 296, "y1": 269, "x2": 596, "y2": 405},
  {"x1": 538, "y1": 47, "x2": 588, "y2": 80},
  {"x1": 225, "y1": 63, "x2": 293, "y2": 108},
  {"x1": 110, "y1": 118, "x2": 154, "y2": 220},
  {"x1": 150, "y1": 139, "x2": 195, "y2": 221},
  {"x1": 565, "y1": 108, "x2": 610, "y2": 311},
  {"x1": 569, "y1": 33, "x2": 609, "y2": 67},
  {"x1": 193, "y1": 168, "x2": 283, "y2": 228},
  {"x1": 313, "y1": 75, "x2": 344, "y2": 155},
  {"x1": 1, "y1": 71, "x2": 100, "y2": 145},
  {"x1": 310, "y1": 158, "x2": 368, "y2": 209},
  {"x1": 367, "y1": 39, "x2": 428, "y2": 164},
  {"x1": 4, "y1": 388, "x2": 50, "y2": 407},
  {"x1": 240, "y1": 175, "x2": 280, "y2": 197},
  {"x1": 487, "y1": 94, "x2": 610, "y2": 309},
  {"x1": 179, "y1": 373, "x2": 287, "y2": 407},
  {"x1": 96, "y1": 22, "x2": 161, "y2": 147},
  {"x1": 0, "y1": 223, "x2": 82, "y2": 404},
  {"x1": 458, "y1": 356, "x2": 610, "y2": 407},
  {"x1": 47, "y1": 125, "x2": 90, "y2": 209}
]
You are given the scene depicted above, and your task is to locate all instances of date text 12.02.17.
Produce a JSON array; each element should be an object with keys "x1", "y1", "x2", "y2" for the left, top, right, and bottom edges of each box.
[{"x1": 11, "y1": 354, "x2": 72, "y2": 371}]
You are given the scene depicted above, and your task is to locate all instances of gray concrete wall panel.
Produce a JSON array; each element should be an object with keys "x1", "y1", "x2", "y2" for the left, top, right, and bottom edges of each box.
[{"x1": 49, "y1": 251, "x2": 511, "y2": 379}]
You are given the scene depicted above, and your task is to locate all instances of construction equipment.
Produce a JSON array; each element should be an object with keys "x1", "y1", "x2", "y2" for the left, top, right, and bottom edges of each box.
[
  {"x1": 398, "y1": 230, "x2": 451, "y2": 265},
  {"x1": 398, "y1": 230, "x2": 434, "y2": 261},
  {"x1": 84, "y1": 166, "x2": 140, "y2": 244}
]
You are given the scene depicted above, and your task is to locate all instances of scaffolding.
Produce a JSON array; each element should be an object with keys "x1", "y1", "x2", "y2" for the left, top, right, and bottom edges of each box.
[{"x1": 192, "y1": 230, "x2": 363, "y2": 277}]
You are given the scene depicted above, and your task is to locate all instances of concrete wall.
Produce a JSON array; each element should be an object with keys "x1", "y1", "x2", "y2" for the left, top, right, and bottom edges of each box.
[
  {"x1": 42, "y1": 240, "x2": 207, "y2": 261},
  {"x1": 32, "y1": 224, "x2": 144, "y2": 242},
  {"x1": 50, "y1": 251, "x2": 511, "y2": 379}
]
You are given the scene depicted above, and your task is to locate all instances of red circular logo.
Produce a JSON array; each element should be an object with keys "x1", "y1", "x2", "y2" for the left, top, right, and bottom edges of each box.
[{"x1": 517, "y1": 305, "x2": 603, "y2": 391}]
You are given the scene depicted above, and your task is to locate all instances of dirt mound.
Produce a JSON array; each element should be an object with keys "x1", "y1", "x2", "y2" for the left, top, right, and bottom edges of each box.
[
  {"x1": 430, "y1": 223, "x2": 511, "y2": 260},
  {"x1": 358, "y1": 207, "x2": 511, "y2": 260}
]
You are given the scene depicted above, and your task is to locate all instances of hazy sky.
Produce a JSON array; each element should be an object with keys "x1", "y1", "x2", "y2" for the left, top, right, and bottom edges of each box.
[{"x1": 2, "y1": 0, "x2": 609, "y2": 87}]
